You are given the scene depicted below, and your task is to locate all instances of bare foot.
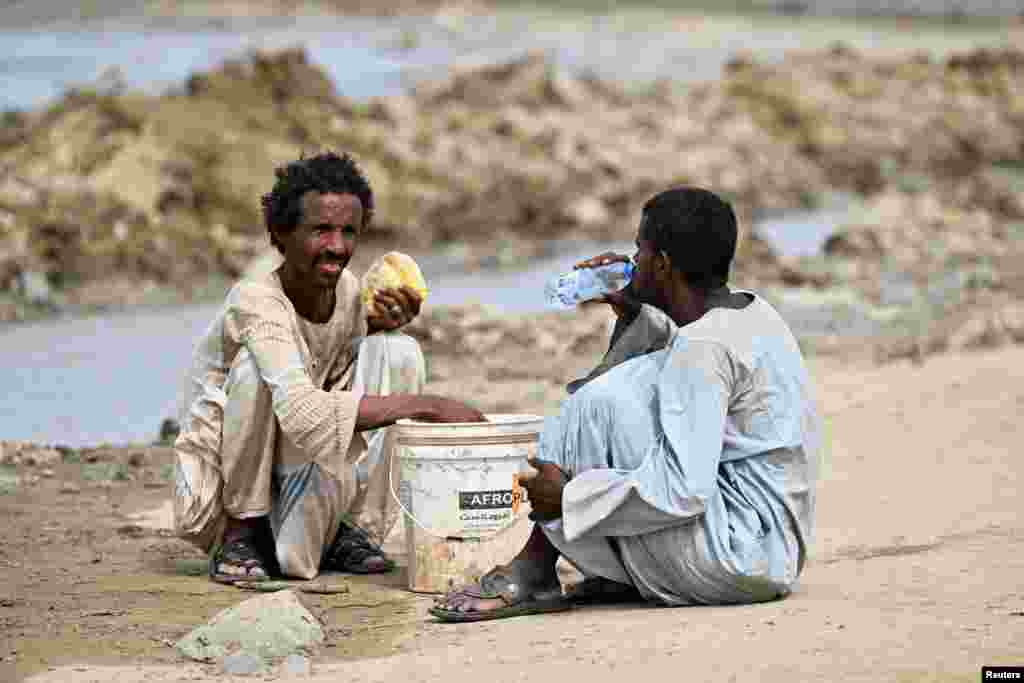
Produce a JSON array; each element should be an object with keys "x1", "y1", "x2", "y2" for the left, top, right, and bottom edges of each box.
[{"x1": 432, "y1": 558, "x2": 561, "y2": 616}]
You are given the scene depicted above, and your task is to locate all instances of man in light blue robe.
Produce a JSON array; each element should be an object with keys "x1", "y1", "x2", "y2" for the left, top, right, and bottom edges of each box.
[{"x1": 431, "y1": 187, "x2": 821, "y2": 620}]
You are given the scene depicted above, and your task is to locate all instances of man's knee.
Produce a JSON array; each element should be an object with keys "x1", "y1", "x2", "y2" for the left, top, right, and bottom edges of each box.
[
  {"x1": 355, "y1": 331, "x2": 425, "y2": 396},
  {"x1": 172, "y1": 448, "x2": 227, "y2": 553},
  {"x1": 173, "y1": 498, "x2": 225, "y2": 555}
]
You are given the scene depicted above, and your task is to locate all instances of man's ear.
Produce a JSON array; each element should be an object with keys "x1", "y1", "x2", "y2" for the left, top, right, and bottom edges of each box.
[
  {"x1": 270, "y1": 225, "x2": 285, "y2": 250},
  {"x1": 657, "y1": 250, "x2": 671, "y2": 273}
]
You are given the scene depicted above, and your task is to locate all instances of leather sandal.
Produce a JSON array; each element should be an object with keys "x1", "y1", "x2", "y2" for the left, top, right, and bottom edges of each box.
[
  {"x1": 321, "y1": 520, "x2": 395, "y2": 574},
  {"x1": 429, "y1": 565, "x2": 571, "y2": 623},
  {"x1": 565, "y1": 576, "x2": 643, "y2": 605},
  {"x1": 209, "y1": 536, "x2": 270, "y2": 585}
]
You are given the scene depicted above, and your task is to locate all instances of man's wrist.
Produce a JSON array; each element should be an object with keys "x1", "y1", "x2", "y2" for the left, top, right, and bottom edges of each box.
[{"x1": 408, "y1": 395, "x2": 439, "y2": 422}]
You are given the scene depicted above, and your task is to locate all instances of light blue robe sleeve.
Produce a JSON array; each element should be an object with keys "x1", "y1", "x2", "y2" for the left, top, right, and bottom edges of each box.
[{"x1": 560, "y1": 337, "x2": 733, "y2": 541}]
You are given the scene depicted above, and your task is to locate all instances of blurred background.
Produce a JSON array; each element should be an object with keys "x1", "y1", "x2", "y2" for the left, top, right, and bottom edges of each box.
[{"x1": 1, "y1": 0, "x2": 1021, "y2": 446}]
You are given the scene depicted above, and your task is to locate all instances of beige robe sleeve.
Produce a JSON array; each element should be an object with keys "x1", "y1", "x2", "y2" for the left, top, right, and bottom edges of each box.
[{"x1": 226, "y1": 282, "x2": 363, "y2": 467}]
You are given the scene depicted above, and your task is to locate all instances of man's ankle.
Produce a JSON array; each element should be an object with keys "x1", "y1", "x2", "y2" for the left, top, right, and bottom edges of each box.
[
  {"x1": 223, "y1": 516, "x2": 264, "y2": 543},
  {"x1": 508, "y1": 556, "x2": 559, "y2": 586}
]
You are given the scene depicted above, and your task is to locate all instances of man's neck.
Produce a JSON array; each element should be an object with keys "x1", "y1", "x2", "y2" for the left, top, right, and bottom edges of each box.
[
  {"x1": 666, "y1": 285, "x2": 748, "y2": 327},
  {"x1": 705, "y1": 286, "x2": 746, "y2": 310},
  {"x1": 278, "y1": 268, "x2": 336, "y2": 323}
]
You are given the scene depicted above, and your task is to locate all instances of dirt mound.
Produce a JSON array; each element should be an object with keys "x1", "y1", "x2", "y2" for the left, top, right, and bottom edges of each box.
[
  {"x1": 146, "y1": 0, "x2": 488, "y2": 18},
  {"x1": 405, "y1": 301, "x2": 613, "y2": 384},
  {"x1": 724, "y1": 46, "x2": 1024, "y2": 192},
  {"x1": 2, "y1": 46, "x2": 1022, "y2": 322}
]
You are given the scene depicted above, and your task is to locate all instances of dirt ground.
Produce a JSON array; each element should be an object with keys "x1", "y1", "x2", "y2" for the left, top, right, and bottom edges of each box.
[{"x1": 2, "y1": 343, "x2": 1023, "y2": 682}]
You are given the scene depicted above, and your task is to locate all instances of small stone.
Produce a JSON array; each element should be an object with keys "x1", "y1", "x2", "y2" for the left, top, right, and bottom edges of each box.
[
  {"x1": 234, "y1": 580, "x2": 291, "y2": 592},
  {"x1": 59, "y1": 483, "x2": 81, "y2": 494},
  {"x1": 283, "y1": 654, "x2": 311, "y2": 677},
  {"x1": 127, "y1": 451, "x2": 148, "y2": 467},
  {"x1": 16, "y1": 270, "x2": 52, "y2": 306},
  {"x1": 221, "y1": 653, "x2": 263, "y2": 676},
  {"x1": 299, "y1": 581, "x2": 349, "y2": 595},
  {"x1": 40, "y1": 469, "x2": 55, "y2": 478},
  {"x1": 158, "y1": 418, "x2": 180, "y2": 444}
]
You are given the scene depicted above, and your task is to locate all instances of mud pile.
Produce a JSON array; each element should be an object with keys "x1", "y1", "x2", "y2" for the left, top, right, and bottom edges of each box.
[
  {"x1": 146, "y1": 0, "x2": 486, "y2": 18},
  {"x1": 726, "y1": 46, "x2": 1024, "y2": 302},
  {"x1": 405, "y1": 302, "x2": 612, "y2": 383},
  {"x1": 1, "y1": 46, "x2": 1022, "y2": 322}
]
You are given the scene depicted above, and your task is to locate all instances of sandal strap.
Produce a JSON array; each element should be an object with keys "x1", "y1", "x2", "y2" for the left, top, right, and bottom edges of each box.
[
  {"x1": 209, "y1": 535, "x2": 270, "y2": 583},
  {"x1": 218, "y1": 537, "x2": 265, "y2": 566},
  {"x1": 457, "y1": 566, "x2": 525, "y2": 605},
  {"x1": 326, "y1": 521, "x2": 387, "y2": 567}
]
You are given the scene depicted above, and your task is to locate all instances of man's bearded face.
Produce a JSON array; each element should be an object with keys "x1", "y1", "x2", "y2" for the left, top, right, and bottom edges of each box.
[{"x1": 630, "y1": 218, "x2": 668, "y2": 309}]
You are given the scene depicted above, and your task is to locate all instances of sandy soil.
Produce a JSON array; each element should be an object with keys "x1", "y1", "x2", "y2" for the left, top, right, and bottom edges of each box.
[{"x1": 2, "y1": 342, "x2": 1022, "y2": 682}]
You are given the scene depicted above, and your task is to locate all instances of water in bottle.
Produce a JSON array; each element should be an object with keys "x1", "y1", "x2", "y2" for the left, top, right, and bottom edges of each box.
[{"x1": 543, "y1": 261, "x2": 634, "y2": 309}]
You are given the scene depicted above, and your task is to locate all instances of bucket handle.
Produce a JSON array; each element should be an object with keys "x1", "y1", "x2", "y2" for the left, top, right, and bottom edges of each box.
[{"x1": 388, "y1": 460, "x2": 538, "y2": 541}]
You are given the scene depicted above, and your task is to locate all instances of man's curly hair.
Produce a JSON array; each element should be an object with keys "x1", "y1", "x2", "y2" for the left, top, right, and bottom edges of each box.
[
  {"x1": 640, "y1": 187, "x2": 737, "y2": 294},
  {"x1": 261, "y1": 151, "x2": 375, "y2": 253}
]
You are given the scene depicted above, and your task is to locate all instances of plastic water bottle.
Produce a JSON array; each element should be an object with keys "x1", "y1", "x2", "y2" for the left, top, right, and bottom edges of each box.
[{"x1": 543, "y1": 261, "x2": 634, "y2": 309}]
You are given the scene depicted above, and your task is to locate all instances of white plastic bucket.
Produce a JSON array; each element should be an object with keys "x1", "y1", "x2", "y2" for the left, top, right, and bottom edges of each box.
[{"x1": 392, "y1": 414, "x2": 544, "y2": 593}]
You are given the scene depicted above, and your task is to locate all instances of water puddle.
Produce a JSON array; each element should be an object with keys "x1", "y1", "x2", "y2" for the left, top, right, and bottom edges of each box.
[{"x1": 753, "y1": 194, "x2": 855, "y2": 259}]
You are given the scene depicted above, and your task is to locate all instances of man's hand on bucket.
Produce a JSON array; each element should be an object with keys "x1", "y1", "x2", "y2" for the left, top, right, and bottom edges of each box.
[
  {"x1": 521, "y1": 458, "x2": 568, "y2": 522},
  {"x1": 418, "y1": 396, "x2": 488, "y2": 424}
]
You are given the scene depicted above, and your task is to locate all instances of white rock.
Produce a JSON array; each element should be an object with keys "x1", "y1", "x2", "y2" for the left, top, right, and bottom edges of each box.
[
  {"x1": 283, "y1": 654, "x2": 311, "y2": 677},
  {"x1": 222, "y1": 653, "x2": 263, "y2": 676},
  {"x1": 16, "y1": 271, "x2": 52, "y2": 306},
  {"x1": 175, "y1": 589, "x2": 323, "y2": 663}
]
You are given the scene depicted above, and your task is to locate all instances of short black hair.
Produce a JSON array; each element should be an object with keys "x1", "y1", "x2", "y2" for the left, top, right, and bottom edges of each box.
[
  {"x1": 640, "y1": 187, "x2": 737, "y2": 293},
  {"x1": 261, "y1": 151, "x2": 375, "y2": 253}
]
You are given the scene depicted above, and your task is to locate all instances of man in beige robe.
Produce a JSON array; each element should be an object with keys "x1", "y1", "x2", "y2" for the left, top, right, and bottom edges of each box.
[{"x1": 173, "y1": 151, "x2": 483, "y2": 583}]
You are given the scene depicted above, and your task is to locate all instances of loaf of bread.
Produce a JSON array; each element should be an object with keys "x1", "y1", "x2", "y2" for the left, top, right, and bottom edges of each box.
[{"x1": 360, "y1": 251, "x2": 429, "y2": 315}]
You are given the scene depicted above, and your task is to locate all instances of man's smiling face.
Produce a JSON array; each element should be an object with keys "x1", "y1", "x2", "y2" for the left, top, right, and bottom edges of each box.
[{"x1": 275, "y1": 191, "x2": 363, "y2": 290}]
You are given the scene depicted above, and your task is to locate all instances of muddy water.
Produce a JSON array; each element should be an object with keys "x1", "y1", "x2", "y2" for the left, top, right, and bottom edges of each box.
[
  {"x1": 1, "y1": 221, "x2": 872, "y2": 447},
  {"x1": 1, "y1": 10, "x2": 1010, "y2": 111}
]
